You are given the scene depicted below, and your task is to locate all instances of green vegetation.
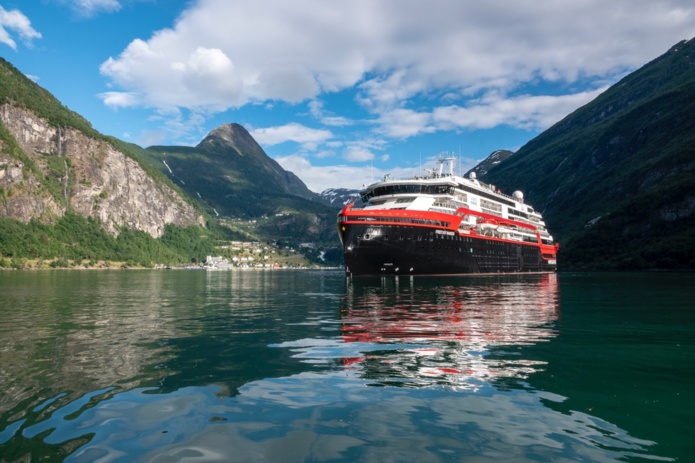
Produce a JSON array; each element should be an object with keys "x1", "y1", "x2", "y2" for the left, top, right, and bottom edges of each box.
[
  {"x1": 138, "y1": 124, "x2": 321, "y2": 219},
  {"x1": 136, "y1": 145, "x2": 320, "y2": 219},
  {"x1": 482, "y1": 39, "x2": 695, "y2": 271},
  {"x1": 106, "y1": 137, "x2": 202, "y2": 213},
  {"x1": 0, "y1": 213, "x2": 219, "y2": 268},
  {"x1": 560, "y1": 171, "x2": 695, "y2": 271},
  {"x1": 132, "y1": 124, "x2": 341, "y2": 256},
  {"x1": 219, "y1": 217, "x2": 342, "y2": 267},
  {"x1": 1, "y1": 58, "x2": 340, "y2": 268},
  {"x1": 0, "y1": 58, "x2": 99, "y2": 138},
  {"x1": 0, "y1": 58, "x2": 223, "y2": 268},
  {"x1": 0, "y1": 213, "x2": 342, "y2": 269}
]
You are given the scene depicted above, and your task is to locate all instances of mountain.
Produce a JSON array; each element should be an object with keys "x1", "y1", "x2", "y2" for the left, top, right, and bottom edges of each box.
[
  {"x1": 0, "y1": 58, "x2": 204, "y2": 238},
  {"x1": 318, "y1": 188, "x2": 360, "y2": 208},
  {"x1": 8, "y1": 34, "x2": 694, "y2": 271},
  {"x1": 195, "y1": 123, "x2": 316, "y2": 202},
  {"x1": 480, "y1": 38, "x2": 695, "y2": 270},
  {"x1": 139, "y1": 123, "x2": 319, "y2": 218},
  {"x1": 134, "y1": 123, "x2": 339, "y2": 245},
  {"x1": 466, "y1": 150, "x2": 514, "y2": 177}
]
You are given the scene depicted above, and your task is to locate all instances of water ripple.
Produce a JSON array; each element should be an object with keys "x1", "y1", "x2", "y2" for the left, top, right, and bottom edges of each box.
[{"x1": 0, "y1": 270, "x2": 684, "y2": 462}]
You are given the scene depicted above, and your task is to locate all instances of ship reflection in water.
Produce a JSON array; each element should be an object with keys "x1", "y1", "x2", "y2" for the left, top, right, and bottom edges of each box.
[
  {"x1": 2, "y1": 271, "x2": 674, "y2": 462},
  {"x1": 340, "y1": 273, "x2": 559, "y2": 389}
]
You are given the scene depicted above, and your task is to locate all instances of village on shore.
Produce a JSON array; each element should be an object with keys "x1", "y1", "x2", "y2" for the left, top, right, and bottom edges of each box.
[{"x1": 0, "y1": 240, "x2": 339, "y2": 271}]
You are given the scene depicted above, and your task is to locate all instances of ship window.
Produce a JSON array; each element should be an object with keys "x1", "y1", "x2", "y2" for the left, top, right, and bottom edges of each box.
[
  {"x1": 480, "y1": 199, "x2": 502, "y2": 212},
  {"x1": 431, "y1": 199, "x2": 456, "y2": 209},
  {"x1": 364, "y1": 183, "x2": 455, "y2": 199},
  {"x1": 350, "y1": 216, "x2": 450, "y2": 227},
  {"x1": 458, "y1": 184, "x2": 515, "y2": 207},
  {"x1": 508, "y1": 208, "x2": 529, "y2": 219}
]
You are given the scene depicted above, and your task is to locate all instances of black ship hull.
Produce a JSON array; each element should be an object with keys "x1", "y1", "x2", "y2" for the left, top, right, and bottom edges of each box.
[{"x1": 341, "y1": 223, "x2": 556, "y2": 277}]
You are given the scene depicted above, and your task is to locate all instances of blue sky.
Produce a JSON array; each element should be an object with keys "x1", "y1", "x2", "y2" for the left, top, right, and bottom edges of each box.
[{"x1": 2, "y1": 1, "x2": 694, "y2": 192}]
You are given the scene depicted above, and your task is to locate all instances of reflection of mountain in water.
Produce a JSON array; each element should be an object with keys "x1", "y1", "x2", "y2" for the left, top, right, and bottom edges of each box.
[
  {"x1": 3, "y1": 272, "x2": 674, "y2": 462},
  {"x1": 341, "y1": 274, "x2": 559, "y2": 389}
]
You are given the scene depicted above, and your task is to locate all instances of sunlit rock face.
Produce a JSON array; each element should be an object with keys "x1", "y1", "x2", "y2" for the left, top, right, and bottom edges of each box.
[{"x1": 0, "y1": 104, "x2": 204, "y2": 237}]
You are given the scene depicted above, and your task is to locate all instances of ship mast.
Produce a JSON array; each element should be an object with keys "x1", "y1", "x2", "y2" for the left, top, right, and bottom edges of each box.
[{"x1": 438, "y1": 156, "x2": 456, "y2": 177}]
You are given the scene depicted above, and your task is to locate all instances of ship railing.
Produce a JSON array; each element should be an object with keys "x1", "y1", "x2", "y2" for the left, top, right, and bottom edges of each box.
[{"x1": 364, "y1": 171, "x2": 520, "y2": 205}]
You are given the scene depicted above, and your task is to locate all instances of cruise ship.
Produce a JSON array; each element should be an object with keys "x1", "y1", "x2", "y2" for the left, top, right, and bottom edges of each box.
[{"x1": 337, "y1": 158, "x2": 558, "y2": 277}]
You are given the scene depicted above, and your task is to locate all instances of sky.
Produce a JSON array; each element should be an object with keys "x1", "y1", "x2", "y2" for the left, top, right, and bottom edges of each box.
[{"x1": 2, "y1": 1, "x2": 694, "y2": 192}]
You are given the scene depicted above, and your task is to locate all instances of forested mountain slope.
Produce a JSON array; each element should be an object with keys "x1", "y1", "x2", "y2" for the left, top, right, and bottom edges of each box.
[
  {"x1": 481, "y1": 38, "x2": 695, "y2": 270},
  {"x1": 136, "y1": 123, "x2": 339, "y2": 245}
]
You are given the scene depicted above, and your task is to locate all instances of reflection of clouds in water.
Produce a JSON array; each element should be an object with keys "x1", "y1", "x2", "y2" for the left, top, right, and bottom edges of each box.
[
  {"x1": 3, "y1": 273, "x2": 670, "y2": 462},
  {"x1": 26, "y1": 374, "x2": 663, "y2": 462}
]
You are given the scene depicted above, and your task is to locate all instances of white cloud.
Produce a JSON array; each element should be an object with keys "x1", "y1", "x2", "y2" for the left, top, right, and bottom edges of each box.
[
  {"x1": 62, "y1": 0, "x2": 121, "y2": 18},
  {"x1": 374, "y1": 108, "x2": 435, "y2": 139},
  {"x1": 340, "y1": 137, "x2": 389, "y2": 163},
  {"x1": 275, "y1": 154, "x2": 417, "y2": 192},
  {"x1": 142, "y1": 110, "x2": 208, "y2": 147},
  {"x1": 275, "y1": 154, "x2": 453, "y2": 192},
  {"x1": 100, "y1": 42, "x2": 244, "y2": 110},
  {"x1": 274, "y1": 155, "x2": 363, "y2": 192},
  {"x1": 372, "y1": 87, "x2": 607, "y2": 139},
  {"x1": 250, "y1": 123, "x2": 333, "y2": 150},
  {"x1": 180, "y1": 48, "x2": 243, "y2": 107},
  {"x1": 343, "y1": 146, "x2": 375, "y2": 163},
  {"x1": 308, "y1": 100, "x2": 353, "y2": 127},
  {"x1": 98, "y1": 0, "x2": 695, "y2": 146},
  {"x1": 102, "y1": 0, "x2": 695, "y2": 113},
  {"x1": 99, "y1": 91, "x2": 141, "y2": 108},
  {"x1": 252, "y1": 59, "x2": 319, "y2": 103},
  {"x1": 432, "y1": 88, "x2": 607, "y2": 131},
  {"x1": 357, "y1": 70, "x2": 427, "y2": 112},
  {"x1": 315, "y1": 149, "x2": 337, "y2": 159},
  {"x1": 0, "y1": 6, "x2": 41, "y2": 50},
  {"x1": 138, "y1": 130, "x2": 167, "y2": 147}
]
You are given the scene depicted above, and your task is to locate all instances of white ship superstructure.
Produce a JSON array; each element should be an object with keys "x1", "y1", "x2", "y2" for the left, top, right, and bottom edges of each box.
[{"x1": 338, "y1": 157, "x2": 558, "y2": 276}]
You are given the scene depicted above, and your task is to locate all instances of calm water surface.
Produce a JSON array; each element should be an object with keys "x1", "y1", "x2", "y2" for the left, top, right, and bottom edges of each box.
[{"x1": 0, "y1": 270, "x2": 693, "y2": 462}]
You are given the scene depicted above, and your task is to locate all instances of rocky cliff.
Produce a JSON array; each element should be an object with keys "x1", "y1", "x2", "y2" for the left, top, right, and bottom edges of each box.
[{"x1": 0, "y1": 103, "x2": 204, "y2": 237}]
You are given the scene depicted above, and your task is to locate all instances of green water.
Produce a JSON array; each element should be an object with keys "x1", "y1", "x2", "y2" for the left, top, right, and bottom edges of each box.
[{"x1": 0, "y1": 270, "x2": 693, "y2": 462}]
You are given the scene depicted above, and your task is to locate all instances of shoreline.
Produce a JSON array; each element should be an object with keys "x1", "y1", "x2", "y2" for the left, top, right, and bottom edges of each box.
[{"x1": 0, "y1": 261, "x2": 342, "y2": 271}]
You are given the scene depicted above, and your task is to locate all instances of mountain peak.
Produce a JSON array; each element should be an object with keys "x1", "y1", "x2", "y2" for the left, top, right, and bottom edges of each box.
[
  {"x1": 207, "y1": 122, "x2": 248, "y2": 141},
  {"x1": 198, "y1": 123, "x2": 261, "y2": 156},
  {"x1": 467, "y1": 149, "x2": 514, "y2": 177}
]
